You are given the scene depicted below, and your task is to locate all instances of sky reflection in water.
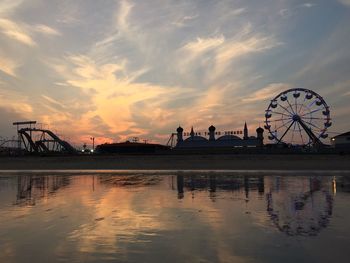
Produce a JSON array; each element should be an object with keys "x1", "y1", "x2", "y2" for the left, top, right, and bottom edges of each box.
[{"x1": 0, "y1": 172, "x2": 349, "y2": 263}]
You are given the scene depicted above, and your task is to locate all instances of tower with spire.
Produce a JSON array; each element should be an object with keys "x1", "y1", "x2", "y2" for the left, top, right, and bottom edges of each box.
[
  {"x1": 208, "y1": 125, "x2": 216, "y2": 141},
  {"x1": 256, "y1": 126, "x2": 264, "y2": 147},
  {"x1": 190, "y1": 126, "x2": 195, "y2": 139},
  {"x1": 243, "y1": 122, "x2": 248, "y2": 140},
  {"x1": 176, "y1": 126, "x2": 183, "y2": 143}
]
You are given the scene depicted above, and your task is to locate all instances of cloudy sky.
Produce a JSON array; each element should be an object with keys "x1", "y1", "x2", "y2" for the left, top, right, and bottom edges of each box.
[{"x1": 0, "y1": 0, "x2": 349, "y2": 145}]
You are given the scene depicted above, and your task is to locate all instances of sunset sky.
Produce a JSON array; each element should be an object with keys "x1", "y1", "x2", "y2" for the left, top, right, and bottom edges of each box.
[{"x1": 0, "y1": 0, "x2": 350, "y2": 146}]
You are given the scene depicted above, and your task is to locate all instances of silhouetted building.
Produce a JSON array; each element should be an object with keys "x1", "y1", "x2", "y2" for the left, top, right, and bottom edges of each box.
[
  {"x1": 331, "y1": 131, "x2": 350, "y2": 149},
  {"x1": 175, "y1": 123, "x2": 263, "y2": 148},
  {"x1": 96, "y1": 141, "x2": 170, "y2": 154}
]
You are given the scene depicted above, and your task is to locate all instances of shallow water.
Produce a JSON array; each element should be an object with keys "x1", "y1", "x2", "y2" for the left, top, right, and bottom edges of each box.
[{"x1": 0, "y1": 171, "x2": 349, "y2": 263}]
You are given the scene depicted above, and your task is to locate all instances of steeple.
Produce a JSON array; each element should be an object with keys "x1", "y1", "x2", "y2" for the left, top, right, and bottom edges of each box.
[
  {"x1": 243, "y1": 122, "x2": 248, "y2": 140},
  {"x1": 190, "y1": 126, "x2": 195, "y2": 138}
]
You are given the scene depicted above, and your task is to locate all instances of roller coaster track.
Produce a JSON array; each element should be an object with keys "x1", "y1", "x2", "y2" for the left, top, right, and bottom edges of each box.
[{"x1": 18, "y1": 128, "x2": 76, "y2": 153}]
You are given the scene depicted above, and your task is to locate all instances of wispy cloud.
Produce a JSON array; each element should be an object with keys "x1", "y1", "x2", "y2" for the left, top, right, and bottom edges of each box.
[
  {"x1": 279, "y1": 2, "x2": 316, "y2": 18},
  {"x1": 338, "y1": 0, "x2": 350, "y2": 6},
  {"x1": 172, "y1": 14, "x2": 198, "y2": 28},
  {"x1": 182, "y1": 35, "x2": 225, "y2": 54},
  {"x1": 242, "y1": 83, "x2": 292, "y2": 102},
  {"x1": 0, "y1": 18, "x2": 35, "y2": 46},
  {"x1": 231, "y1": 8, "x2": 246, "y2": 16},
  {"x1": 179, "y1": 24, "x2": 281, "y2": 80},
  {"x1": 302, "y1": 3, "x2": 316, "y2": 8},
  {"x1": 0, "y1": 0, "x2": 23, "y2": 14},
  {"x1": 0, "y1": 87, "x2": 33, "y2": 115},
  {"x1": 0, "y1": 55, "x2": 19, "y2": 77},
  {"x1": 41, "y1": 95, "x2": 66, "y2": 109},
  {"x1": 214, "y1": 35, "x2": 280, "y2": 76},
  {"x1": 116, "y1": 0, "x2": 134, "y2": 33},
  {"x1": 34, "y1": 24, "x2": 61, "y2": 36}
]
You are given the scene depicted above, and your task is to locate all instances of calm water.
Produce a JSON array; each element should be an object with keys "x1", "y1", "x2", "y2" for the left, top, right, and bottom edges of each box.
[{"x1": 0, "y1": 171, "x2": 350, "y2": 263}]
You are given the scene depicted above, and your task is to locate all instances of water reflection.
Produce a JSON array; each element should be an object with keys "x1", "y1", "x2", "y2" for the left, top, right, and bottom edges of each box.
[
  {"x1": 175, "y1": 174, "x2": 265, "y2": 200},
  {"x1": 174, "y1": 174, "x2": 337, "y2": 236},
  {"x1": 98, "y1": 174, "x2": 163, "y2": 187},
  {"x1": 1, "y1": 174, "x2": 343, "y2": 235},
  {"x1": 265, "y1": 177, "x2": 333, "y2": 236},
  {"x1": 0, "y1": 172, "x2": 349, "y2": 263},
  {"x1": 15, "y1": 175, "x2": 71, "y2": 206}
]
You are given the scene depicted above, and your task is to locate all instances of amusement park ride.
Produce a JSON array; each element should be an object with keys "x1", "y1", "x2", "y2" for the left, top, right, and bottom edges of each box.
[
  {"x1": 11, "y1": 121, "x2": 76, "y2": 154},
  {"x1": 264, "y1": 88, "x2": 332, "y2": 147}
]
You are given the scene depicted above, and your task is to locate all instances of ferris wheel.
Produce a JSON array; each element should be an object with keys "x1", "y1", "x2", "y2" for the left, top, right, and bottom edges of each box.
[{"x1": 264, "y1": 88, "x2": 332, "y2": 146}]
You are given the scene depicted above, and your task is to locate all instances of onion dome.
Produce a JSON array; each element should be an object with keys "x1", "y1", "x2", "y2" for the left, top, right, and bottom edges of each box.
[
  {"x1": 208, "y1": 125, "x2": 216, "y2": 132},
  {"x1": 256, "y1": 127, "x2": 264, "y2": 133},
  {"x1": 177, "y1": 126, "x2": 183, "y2": 132}
]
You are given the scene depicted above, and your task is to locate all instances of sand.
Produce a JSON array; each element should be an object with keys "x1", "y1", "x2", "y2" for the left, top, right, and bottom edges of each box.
[{"x1": 0, "y1": 154, "x2": 350, "y2": 170}]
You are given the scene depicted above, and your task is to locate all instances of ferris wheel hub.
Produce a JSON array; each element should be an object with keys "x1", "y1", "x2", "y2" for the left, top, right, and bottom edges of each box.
[{"x1": 292, "y1": 115, "x2": 301, "y2": 122}]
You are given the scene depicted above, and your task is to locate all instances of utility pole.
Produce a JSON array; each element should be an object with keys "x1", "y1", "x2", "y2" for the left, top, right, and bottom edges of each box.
[{"x1": 90, "y1": 137, "x2": 95, "y2": 152}]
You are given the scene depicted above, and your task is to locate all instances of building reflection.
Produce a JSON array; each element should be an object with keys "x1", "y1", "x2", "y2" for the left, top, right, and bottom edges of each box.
[
  {"x1": 177, "y1": 175, "x2": 184, "y2": 199},
  {"x1": 265, "y1": 176, "x2": 334, "y2": 236},
  {"x1": 15, "y1": 175, "x2": 71, "y2": 206},
  {"x1": 175, "y1": 174, "x2": 265, "y2": 201}
]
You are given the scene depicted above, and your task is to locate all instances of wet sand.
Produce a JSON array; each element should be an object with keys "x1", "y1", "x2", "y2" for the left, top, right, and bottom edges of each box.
[{"x1": 0, "y1": 154, "x2": 350, "y2": 170}]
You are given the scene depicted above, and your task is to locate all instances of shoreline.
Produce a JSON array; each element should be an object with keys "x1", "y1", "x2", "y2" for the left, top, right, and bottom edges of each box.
[{"x1": 1, "y1": 154, "x2": 350, "y2": 171}]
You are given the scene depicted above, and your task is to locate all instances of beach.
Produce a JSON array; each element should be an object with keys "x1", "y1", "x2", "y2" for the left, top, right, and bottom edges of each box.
[{"x1": 0, "y1": 154, "x2": 349, "y2": 170}]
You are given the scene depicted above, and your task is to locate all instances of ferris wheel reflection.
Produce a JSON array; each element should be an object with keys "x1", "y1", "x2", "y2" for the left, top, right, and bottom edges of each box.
[{"x1": 265, "y1": 176, "x2": 335, "y2": 236}]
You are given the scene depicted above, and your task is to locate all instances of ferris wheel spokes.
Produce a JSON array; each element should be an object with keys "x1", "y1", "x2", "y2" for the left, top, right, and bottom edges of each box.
[
  {"x1": 277, "y1": 102, "x2": 295, "y2": 116},
  {"x1": 286, "y1": 98, "x2": 296, "y2": 115},
  {"x1": 267, "y1": 117, "x2": 293, "y2": 122},
  {"x1": 300, "y1": 107, "x2": 325, "y2": 117},
  {"x1": 277, "y1": 121, "x2": 295, "y2": 143},
  {"x1": 275, "y1": 119, "x2": 293, "y2": 131}
]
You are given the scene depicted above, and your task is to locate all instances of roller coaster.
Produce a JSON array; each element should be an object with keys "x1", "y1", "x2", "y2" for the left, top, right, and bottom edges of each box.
[{"x1": 12, "y1": 121, "x2": 76, "y2": 154}]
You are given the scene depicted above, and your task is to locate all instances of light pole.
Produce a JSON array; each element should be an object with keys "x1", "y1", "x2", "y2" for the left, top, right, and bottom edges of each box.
[{"x1": 90, "y1": 137, "x2": 95, "y2": 152}]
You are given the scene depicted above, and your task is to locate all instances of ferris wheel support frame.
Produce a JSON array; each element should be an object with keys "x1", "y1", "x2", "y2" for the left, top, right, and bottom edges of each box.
[{"x1": 276, "y1": 118, "x2": 322, "y2": 146}]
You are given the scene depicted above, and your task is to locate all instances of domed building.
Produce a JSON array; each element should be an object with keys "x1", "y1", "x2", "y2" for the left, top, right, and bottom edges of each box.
[{"x1": 175, "y1": 123, "x2": 264, "y2": 148}]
